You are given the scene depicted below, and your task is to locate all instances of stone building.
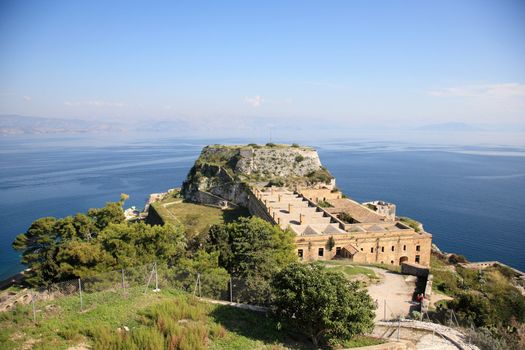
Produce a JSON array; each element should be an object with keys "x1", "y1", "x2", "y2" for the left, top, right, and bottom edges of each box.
[{"x1": 250, "y1": 187, "x2": 432, "y2": 267}]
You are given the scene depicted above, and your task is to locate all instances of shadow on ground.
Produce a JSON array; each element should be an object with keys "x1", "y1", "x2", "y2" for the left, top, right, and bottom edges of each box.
[{"x1": 210, "y1": 305, "x2": 318, "y2": 349}]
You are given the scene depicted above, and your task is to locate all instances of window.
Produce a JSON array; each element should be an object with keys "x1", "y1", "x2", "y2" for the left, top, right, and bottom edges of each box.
[
  {"x1": 360, "y1": 248, "x2": 363, "y2": 251},
  {"x1": 381, "y1": 246, "x2": 384, "y2": 253},
  {"x1": 390, "y1": 260, "x2": 394, "y2": 264},
  {"x1": 318, "y1": 247, "x2": 324, "y2": 257},
  {"x1": 336, "y1": 247, "x2": 342, "y2": 256},
  {"x1": 298, "y1": 249, "x2": 303, "y2": 259},
  {"x1": 416, "y1": 245, "x2": 420, "y2": 252},
  {"x1": 403, "y1": 245, "x2": 406, "y2": 251},
  {"x1": 391, "y1": 246, "x2": 395, "y2": 251},
  {"x1": 370, "y1": 247, "x2": 374, "y2": 253},
  {"x1": 415, "y1": 255, "x2": 420, "y2": 263}
]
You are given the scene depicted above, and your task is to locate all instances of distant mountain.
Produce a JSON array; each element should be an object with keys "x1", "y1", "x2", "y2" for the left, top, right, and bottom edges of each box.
[
  {"x1": 415, "y1": 122, "x2": 482, "y2": 132},
  {"x1": 0, "y1": 115, "x2": 124, "y2": 135}
]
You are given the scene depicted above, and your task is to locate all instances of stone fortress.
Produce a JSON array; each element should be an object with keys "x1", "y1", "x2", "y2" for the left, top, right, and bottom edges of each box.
[{"x1": 181, "y1": 144, "x2": 432, "y2": 267}]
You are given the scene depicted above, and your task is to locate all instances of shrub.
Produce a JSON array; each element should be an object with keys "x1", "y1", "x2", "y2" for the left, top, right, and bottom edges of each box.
[
  {"x1": 291, "y1": 143, "x2": 300, "y2": 148},
  {"x1": 398, "y1": 216, "x2": 421, "y2": 232},
  {"x1": 271, "y1": 263, "x2": 375, "y2": 346},
  {"x1": 267, "y1": 178, "x2": 285, "y2": 187},
  {"x1": 338, "y1": 212, "x2": 357, "y2": 224},
  {"x1": 266, "y1": 143, "x2": 276, "y2": 147},
  {"x1": 295, "y1": 155, "x2": 305, "y2": 162},
  {"x1": 448, "y1": 254, "x2": 467, "y2": 264}
]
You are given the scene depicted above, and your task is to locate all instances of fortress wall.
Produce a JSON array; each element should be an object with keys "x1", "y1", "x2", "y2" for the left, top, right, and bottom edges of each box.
[
  {"x1": 246, "y1": 189, "x2": 275, "y2": 224},
  {"x1": 144, "y1": 202, "x2": 166, "y2": 226}
]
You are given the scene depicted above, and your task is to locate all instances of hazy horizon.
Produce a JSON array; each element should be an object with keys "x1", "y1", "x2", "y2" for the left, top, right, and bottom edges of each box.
[{"x1": 1, "y1": 0, "x2": 524, "y2": 138}]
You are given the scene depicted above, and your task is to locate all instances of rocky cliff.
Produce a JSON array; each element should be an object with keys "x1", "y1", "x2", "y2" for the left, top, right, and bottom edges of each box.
[{"x1": 181, "y1": 144, "x2": 334, "y2": 206}]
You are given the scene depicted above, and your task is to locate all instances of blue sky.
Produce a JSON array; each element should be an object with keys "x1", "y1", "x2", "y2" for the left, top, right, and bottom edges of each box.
[{"x1": 1, "y1": 0, "x2": 524, "y2": 132}]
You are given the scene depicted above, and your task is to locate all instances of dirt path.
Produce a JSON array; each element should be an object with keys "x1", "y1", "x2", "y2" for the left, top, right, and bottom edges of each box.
[{"x1": 367, "y1": 267, "x2": 418, "y2": 321}]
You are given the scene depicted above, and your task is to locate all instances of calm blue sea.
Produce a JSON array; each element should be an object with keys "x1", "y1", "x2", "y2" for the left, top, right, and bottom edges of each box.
[{"x1": 1, "y1": 134, "x2": 524, "y2": 280}]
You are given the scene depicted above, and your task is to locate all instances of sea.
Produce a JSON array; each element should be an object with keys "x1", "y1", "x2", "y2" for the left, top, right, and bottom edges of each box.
[{"x1": 1, "y1": 132, "x2": 525, "y2": 280}]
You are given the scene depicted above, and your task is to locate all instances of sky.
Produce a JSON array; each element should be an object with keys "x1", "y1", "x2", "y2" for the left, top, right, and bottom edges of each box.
[{"x1": 1, "y1": 0, "x2": 524, "y2": 134}]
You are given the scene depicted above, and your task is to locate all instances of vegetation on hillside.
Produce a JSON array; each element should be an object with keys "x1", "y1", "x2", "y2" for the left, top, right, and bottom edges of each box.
[
  {"x1": 306, "y1": 167, "x2": 333, "y2": 185},
  {"x1": 430, "y1": 252, "x2": 525, "y2": 349},
  {"x1": 10, "y1": 197, "x2": 380, "y2": 348},
  {"x1": 12, "y1": 195, "x2": 186, "y2": 286}
]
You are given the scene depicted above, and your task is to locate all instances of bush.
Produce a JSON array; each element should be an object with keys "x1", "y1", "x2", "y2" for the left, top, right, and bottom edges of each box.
[
  {"x1": 306, "y1": 169, "x2": 333, "y2": 185},
  {"x1": 291, "y1": 143, "x2": 300, "y2": 148},
  {"x1": 338, "y1": 212, "x2": 357, "y2": 224},
  {"x1": 398, "y1": 216, "x2": 421, "y2": 232},
  {"x1": 267, "y1": 178, "x2": 285, "y2": 187},
  {"x1": 271, "y1": 263, "x2": 375, "y2": 346},
  {"x1": 295, "y1": 155, "x2": 305, "y2": 162},
  {"x1": 265, "y1": 143, "x2": 276, "y2": 147},
  {"x1": 448, "y1": 254, "x2": 467, "y2": 264}
]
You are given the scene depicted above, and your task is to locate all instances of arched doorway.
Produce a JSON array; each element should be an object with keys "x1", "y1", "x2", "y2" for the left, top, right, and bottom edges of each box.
[{"x1": 399, "y1": 256, "x2": 409, "y2": 264}]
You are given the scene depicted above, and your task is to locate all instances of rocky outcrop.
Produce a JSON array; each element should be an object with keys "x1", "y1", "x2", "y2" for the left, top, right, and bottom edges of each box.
[{"x1": 181, "y1": 144, "x2": 333, "y2": 206}]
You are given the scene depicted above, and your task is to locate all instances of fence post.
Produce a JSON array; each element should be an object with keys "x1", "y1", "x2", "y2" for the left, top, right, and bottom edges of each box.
[
  {"x1": 31, "y1": 291, "x2": 36, "y2": 323},
  {"x1": 383, "y1": 300, "x2": 386, "y2": 320},
  {"x1": 397, "y1": 317, "x2": 400, "y2": 340},
  {"x1": 229, "y1": 277, "x2": 233, "y2": 302},
  {"x1": 144, "y1": 264, "x2": 155, "y2": 293},
  {"x1": 78, "y1": 278, "x2": 83, "y2": 312},
  {"x1": 198, "y1": 274, "x2": 202, "y2": 297},
  {"x1": 121, "y1": 268, "x2": 125, "y2": 290},
  {"x1": 153, "y1": 262, "x2": 160, "y2": 292}
]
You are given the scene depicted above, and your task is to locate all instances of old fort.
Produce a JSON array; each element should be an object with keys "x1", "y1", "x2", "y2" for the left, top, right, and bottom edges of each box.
[{"x1": 178, "y1": 143, "x2": 432, "y2": 267}]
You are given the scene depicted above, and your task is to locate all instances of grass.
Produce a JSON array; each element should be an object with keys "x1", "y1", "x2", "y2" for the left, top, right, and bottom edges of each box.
[
  {"x1": 0, "y1": 286, "x2": 381, "y2": 349},
  {"x1": 156, "y1": 202, "x2": 249, "y2": 234},
  {"x1": 398, "y1": 217, "x2": 421, "y2": 232},
  {"x1": 317, "y1": 261, "x2": 378, "y2": 281}
]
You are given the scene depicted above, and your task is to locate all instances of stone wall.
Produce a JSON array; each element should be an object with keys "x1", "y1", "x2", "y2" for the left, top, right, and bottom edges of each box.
[
  {"x1": 401, "y1": 262, "x2": 430, "y2": 277},
  {"x1": 246, "y1": 189, "x2": 275, "y2": 224}
]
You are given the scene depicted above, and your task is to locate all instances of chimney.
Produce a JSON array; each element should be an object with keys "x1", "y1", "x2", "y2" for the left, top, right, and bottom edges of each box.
[
  {"x1": 300, "y1": 213, "x2": 304, "y2": 225},
  {"x1": 288, "y1": 203, "x2": 292, "y2": 213},
  {"x1": 277, "y1": 217, "x2": 281, "y2": 225},
  {"x1": 278, "y1": 194, "x2": 282, "y2": 202}
]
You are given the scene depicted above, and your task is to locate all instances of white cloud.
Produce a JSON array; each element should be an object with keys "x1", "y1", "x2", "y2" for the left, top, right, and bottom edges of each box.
[
  {"x1": 244, "y1": 95, "x2": 263, "y2": 107},
  {"x1": 428, "y1": 83, "x2": 525, "y2": 98},
  {"x1": 64, "y1": 100, "x2": 126, "y2": 107},
  {"x1": 23, "y1": 96, "x2": 32, "y2": 101}
]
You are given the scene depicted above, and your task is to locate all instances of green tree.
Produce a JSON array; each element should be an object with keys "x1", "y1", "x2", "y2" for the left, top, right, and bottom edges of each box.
[
  {"x1": 326, "y1": 236, "x2": 335, "y2": 251},
  {"x1": 271, "y1": 263, "x2": 375, "y2": 346},
  {"x1": 207, "y1": 217, "x2": 296, "y2": 304},
  {"x1": 87, "y1": 200, "x2": 126, "y2": 231},
  {"x1": 208, "y1": 217, "x2": 296, "y2": 278},
  {"x1": 12, "y1": 217, "x2": 60, "y2": 286},
  {"x1": 13, "y1": 196, "x2": 187, "y2": 286},
  {"x1": 98, "y1": 222, "x2": 186, "y2": 268}
]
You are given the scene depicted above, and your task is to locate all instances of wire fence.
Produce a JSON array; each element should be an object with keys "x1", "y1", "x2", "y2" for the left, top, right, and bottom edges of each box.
[{"x1": 1, "y1": 262, "x2": 274, "y2": 324}]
